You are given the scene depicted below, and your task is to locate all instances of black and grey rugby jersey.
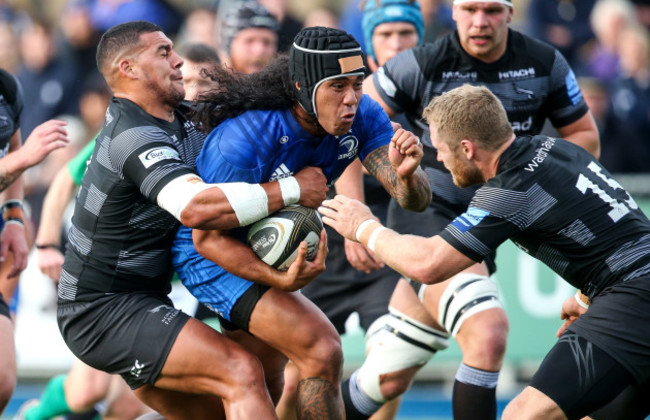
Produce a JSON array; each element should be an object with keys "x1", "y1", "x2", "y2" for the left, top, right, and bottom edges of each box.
[
  {"x1": 440, "y1": 136, "x2": 650, "y2": 301},
  {"x1": 0, "y1": 69, "x2": 23, "y2": 157},
  {"x1": 59, "y1": 98, "x2": 205, "y2": 301},
  {"x1": 372, "y1": 28, "x2": 588, "y2": 175}
]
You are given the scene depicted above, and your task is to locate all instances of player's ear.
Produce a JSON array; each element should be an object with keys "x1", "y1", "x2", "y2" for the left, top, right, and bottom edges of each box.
[
  {"x1": 118, "y1": 58, "x2": 138, "y2": 80},
  {"x1": 459, "y1": 139, "x2": 474, "y2": 159},
  {"x1": 295, "y1": 81, "x2": 301, "y2": 91}
]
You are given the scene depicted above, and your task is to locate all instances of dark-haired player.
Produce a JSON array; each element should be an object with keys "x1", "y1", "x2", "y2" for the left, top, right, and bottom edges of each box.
[{"x1": 171, "y1": 26, "x2": 431, "y2": 419}]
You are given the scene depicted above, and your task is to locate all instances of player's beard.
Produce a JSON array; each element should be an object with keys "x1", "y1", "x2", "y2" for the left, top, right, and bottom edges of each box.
[
  {"x1": 451, "y1": 157, "x2": 484, "y2": 188},
  {"x1": 145, "y1": 76, "x2": 185, "y2": 108}
]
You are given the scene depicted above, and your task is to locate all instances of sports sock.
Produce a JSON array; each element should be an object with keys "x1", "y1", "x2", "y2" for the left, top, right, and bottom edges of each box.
[
  {"x1": 25, "y1": 374, "x2": 71, "y2": 420},
  {"x1": 452, "y1": 363, "x2": 498, "y2": 420},
  {"x1": 341, "y1": 370, "x2": 383, "y2": 420}
]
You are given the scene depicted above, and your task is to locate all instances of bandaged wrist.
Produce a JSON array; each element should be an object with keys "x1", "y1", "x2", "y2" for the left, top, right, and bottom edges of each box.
[
  {"x1": 355, "y1": 219, "x2": 377, "y2": 242},
  {"x1": 278, "y1": 176, "x2": 301, "y2": 206},
  {"x1": 216, "y1": 182, "x2": 269, "y2": 226},
  {"x1": 574, "y1": 291, "x2": 590, "y2": 309},
  {"x1": 367, "y1": 226, "x2": 387, "y2": 253}
]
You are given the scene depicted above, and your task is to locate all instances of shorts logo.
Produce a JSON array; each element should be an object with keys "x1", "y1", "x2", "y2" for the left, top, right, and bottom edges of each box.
[
  {"x1": 130, "y1": 359, "x2": 145, "y2": 377},
  {"x1": 450, "y1": 207, "x2": 489, "y2": 233},
  {"x1": 138, "y1": 147, "x2": 180, "y2": 169}
]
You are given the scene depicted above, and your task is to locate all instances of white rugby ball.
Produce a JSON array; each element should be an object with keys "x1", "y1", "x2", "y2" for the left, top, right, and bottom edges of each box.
[{"x1": 246, "y1": 205, "x2": 323, "y2": 271}]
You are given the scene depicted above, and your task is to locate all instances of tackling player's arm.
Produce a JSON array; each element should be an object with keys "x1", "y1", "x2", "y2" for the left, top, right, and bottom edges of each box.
[
  {"x1": 555, "y1": 112, "x2": 600, "y2": 159},
  {"x1": 363, "y1": 76, "x2": 397, "y2": 118},
  {"x1": 192, "y1": 228, "x2": 327, "y2": 291}
]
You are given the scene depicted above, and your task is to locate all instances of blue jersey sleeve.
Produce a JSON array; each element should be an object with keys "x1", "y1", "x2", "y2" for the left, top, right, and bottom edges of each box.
[{"x1": 357, "y1": 95, "x2": 394, "y2": 162}]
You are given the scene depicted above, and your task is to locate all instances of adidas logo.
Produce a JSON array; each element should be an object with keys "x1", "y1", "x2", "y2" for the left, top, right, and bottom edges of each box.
[{"x1": 270, "y1": 163, "x2": 293, "y2": 181}]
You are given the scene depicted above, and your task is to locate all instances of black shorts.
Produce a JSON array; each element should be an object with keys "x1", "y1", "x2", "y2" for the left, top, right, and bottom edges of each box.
[
  {"x1": 302, "y1": 227, "x2": 398, "y2": 334},
  {"x1": 216, "y1": 283, "x2": 270, "y2": 332},
  {"x1": 567, "y1": 275, "x2": 650, "y2": 384},
  {"x1": 57, "y1": 293, "x2": 190, "y2": 389},
  {"x1": 0, "y1": 292, "x2": 9, "y2": 319}
]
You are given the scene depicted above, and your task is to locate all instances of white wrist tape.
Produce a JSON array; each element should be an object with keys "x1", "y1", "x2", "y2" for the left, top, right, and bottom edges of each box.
[
  {"x1": 574, "y1": 291, "x2": 589, "y2": 309},
  {"x1": 216, "y1": 182, "x2": 269, "y2": 226},
  {"x1": 278, "y1": 176, "x2": 300, "y2": 206},
  {"x1": 367, "y1": 226, "x2": 387, "y2": 253},
  {"x1": 157, "y1": 174, "x2": 214, "y2": 221},
  {"x1": 355, "y1": 219, "x2": 376, "y2": 242}
]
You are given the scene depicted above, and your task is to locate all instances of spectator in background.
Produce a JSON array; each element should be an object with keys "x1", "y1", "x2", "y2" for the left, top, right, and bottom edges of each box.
[
  {"x1": 176, "y1": 43, "x2": 220, "y2": 101},
  {"x1": 0, "y1": 20, "x2": 20, "y2": 73},
  {"x1": 599, "y1": 24, "x2": 650, "y2": 174},
  {"x1": 258, "y1": 0, "x2": 303, "y2": 52},
  {"x1": 86, "y1": 0, "x2": 184, "y2": 36},
  {"x1": 177, "y1": 7, "x2": 219, "y2": 51},
  {"x1": 586, "y1": 0, "x2": 637, "y2": 84},
  {"x1": 16, "y1": 17, "x2": 80, "y2": 139},
  {"x1": 302, "y1": 7, "x2": 340, "y2": 29},
  {"x1": 217, "y1": 0, "x2": 279, "y2": 74},
  {"x1": 526, "y1": 0, "x2": 597, "y2": 72}
]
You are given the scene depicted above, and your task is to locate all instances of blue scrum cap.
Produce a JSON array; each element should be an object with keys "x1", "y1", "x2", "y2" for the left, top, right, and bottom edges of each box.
[{"x1": 362, "y1": 0, "x2": 424, "y2": 61}]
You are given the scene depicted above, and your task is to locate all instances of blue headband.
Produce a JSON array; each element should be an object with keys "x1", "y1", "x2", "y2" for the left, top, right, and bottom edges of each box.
[{"x1": 362, "y1": 0, "x2": 424, "y2": 61}]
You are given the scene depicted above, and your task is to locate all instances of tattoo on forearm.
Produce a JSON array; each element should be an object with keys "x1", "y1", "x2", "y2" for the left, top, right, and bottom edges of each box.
[
  {"x1": 364, "y1": 145, "x2": 431, "y2": 211},
  {"x1": 0, "y1": 165, "x2": 20, "y2": 193},
  {"x1": 297, "y1": 377, "x2": 342, "y2": 420}
]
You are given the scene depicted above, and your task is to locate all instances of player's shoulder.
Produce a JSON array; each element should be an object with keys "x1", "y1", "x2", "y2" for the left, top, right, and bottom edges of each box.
[
  {"x1": 0, "y1": 68, "x2": 21, "y2": 106},
  {"x1": 508, "y1": 29, "x2": 558, "y2": 66}
]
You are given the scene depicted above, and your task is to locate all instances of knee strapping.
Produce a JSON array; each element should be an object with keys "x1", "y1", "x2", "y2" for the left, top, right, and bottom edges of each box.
[
  {"x1": 438, "y1": 273, "x2": 503, "y2": 337},
  {"x1": 356, "y1": 308, "x2": 449, "y2": 402}
]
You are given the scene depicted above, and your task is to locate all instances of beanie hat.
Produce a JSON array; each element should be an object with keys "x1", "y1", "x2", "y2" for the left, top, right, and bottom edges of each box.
[
  {"x1": 289, "y1": 26, "x2": 367, "y2": 119},
  {"x1": 220, "y1": 1, "x2": 279, "y2": 55},
  {"x1": 362, "y1": 0, "x2": 424, "y2": 61}
]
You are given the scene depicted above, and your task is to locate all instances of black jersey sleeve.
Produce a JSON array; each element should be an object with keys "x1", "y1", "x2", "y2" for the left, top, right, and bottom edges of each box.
[
  {"x1": 542, "y1": 49, "x2": 589, "y2": 128},
  {"x1": 0, "y1": 69, "x2": 23, "y2": 132},
  {"x1": 108, "y1": 127, "x2": 196, "y2": 203}
]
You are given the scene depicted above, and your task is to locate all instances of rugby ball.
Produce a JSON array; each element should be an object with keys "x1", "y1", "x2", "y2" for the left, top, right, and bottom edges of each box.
[{"x1": 246, "y1": 205, "x2": 323, "y2": 271}]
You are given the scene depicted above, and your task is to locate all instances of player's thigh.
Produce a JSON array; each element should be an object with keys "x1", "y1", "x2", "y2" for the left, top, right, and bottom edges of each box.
[
  {"x1": 65, "y1": 359, "x2": 112, "y2": 399},
  {"x1": 247, "y1": 289, "x2": 341, "y2": 364}
]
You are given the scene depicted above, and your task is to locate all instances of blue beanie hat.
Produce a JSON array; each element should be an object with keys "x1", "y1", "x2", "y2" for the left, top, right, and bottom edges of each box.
[{"x1": 362, "y1": 0, "x2": 424, "y2": 61}]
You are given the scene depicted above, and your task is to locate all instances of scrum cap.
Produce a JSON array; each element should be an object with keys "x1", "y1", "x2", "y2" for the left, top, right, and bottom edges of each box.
[
  {"x1": 290, "y1": 26, "x2": 367, "y2": 119},
  {"x1": 362, "y1": 0, "x2": 424, "y2": 61}
]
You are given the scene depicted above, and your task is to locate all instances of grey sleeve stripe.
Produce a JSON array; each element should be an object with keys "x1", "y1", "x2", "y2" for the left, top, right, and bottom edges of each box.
[
  {"x1": 111, "y1": 127, "x2": 174, "y2": 172},
  {"x1": 139, "y1": 163, "x2": 189, "y2": 198},
  {"x1": 559, "y1": 219, "x2": 595, "y2": 246},
  {"x1": 58, "y1": 269, "x2": 79, "y2": 301},
  {"x1": 472, "y1": 184, "x2": 557, "y2": 230},
  {"x1": 445, "y1": 225, "x2": 492, "y2": 257},
  {"x1": 607, "y1": 234, "x2": 650, "y2": 272},
  {"x1": 68, "y1": 225, "x2": 93, "y2": 256}
]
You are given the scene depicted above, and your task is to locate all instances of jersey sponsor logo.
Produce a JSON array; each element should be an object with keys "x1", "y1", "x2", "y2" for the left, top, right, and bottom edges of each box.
[
  {"x1": 138, "y1": 146, "x2": 181, "y2": 169},
  {"x1": 441, "y1": 70, "x2": 477, "y2": 81},
  {"x1": 338, "y1": 135, "x2": 359, "y2": 160},
  {"x1": 499, "y1": 67, "x2": 536, "y2": 80},
  {"x1": 524, "y1": 137, "x2": 556, "y2": 172},
  {"x1": 270, "y1": 163, "x2": 293, "y2": 181},
  {"x1": 376, "y1": 67, "x2": 398, "y2": 98},
  {"x1": 279, "y1": 135, "x2": 289, "y2": 144},
  {"x1": 450, "y1": 207, "x2": 490, "y2": 233},
  {"x1": 511, "y1": 116, "x2": 532, "y2": 132}
]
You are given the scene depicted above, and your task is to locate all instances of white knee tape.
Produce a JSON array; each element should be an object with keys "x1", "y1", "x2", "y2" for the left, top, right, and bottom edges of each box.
[
  {"x1": 357, "y1": 308, "x2": 449, "y2": 402},
  {"x1": 438, "y1": 273, "x2": 503, "y2": 337}
]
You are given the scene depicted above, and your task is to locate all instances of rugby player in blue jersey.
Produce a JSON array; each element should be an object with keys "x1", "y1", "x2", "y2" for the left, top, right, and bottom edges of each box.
[{"x1": 172, "y1": 26, "x2": 431, "y2": 419}]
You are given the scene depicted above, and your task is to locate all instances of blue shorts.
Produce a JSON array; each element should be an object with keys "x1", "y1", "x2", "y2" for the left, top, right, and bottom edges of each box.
[{"x1": 172, "y1": 225, "x2": 267, "y2": 330}]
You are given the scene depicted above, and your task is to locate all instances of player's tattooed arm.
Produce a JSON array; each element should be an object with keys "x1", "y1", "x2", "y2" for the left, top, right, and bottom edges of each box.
[
  {"x1": 0, "y1": 164, "x2": 21, "y2": 193},
  {"x1": 363, "y1": 144, "x2": 431, "y2": 211}
]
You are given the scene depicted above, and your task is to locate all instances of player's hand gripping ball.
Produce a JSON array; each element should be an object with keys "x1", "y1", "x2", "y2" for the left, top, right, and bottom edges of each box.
[{"x1": 246, "y1": 204, "x2": 323, "y2": 271}]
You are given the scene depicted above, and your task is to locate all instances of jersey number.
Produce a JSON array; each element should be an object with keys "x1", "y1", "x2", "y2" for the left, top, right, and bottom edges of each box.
[{"x1": 575, "y1": 162, "x2": 638, "y2": 223}]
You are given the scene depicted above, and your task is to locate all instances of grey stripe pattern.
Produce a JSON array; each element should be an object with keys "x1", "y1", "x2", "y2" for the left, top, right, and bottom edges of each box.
[
  {"x1": 83, "y1": 184, "x2": 108, "y2": 216},
  {"x1": 606, "y1": 234, "x2": 650, "y2": 273},
  {"x1": 559, "y1": 219, "x2": 595, "y2": 246},
  {"x1": 58, "y1": 269, "x2": 79, "y2": 300},
  {"x1": 129, "y1": 202, "x2": 176, "y2": 230},
  {"x1": 111, "y1": 127, "x2": 172, "y2": 172},
  {"x1": 472, "y1": 184, "x2": 557, "y2": 230},
  {"x1": 536, "y1": 243, "x2": 569, "y2": 276},
  {"x1": 68, "y1": 224, "x2": 93, "y2": 256},
  {"x1": 117, "y1": 248, "x2": 169, "y2": 277},
  {"x1": 623, "y1": 262, "x2": 650, "y2": 282},
  {"x1": 96, "y1": 135, "x2": 114, "y2": 172},
  {"x1": 445, "y1": 225, "x2": 492, "y2": 257},
  {"x1": 139, "y1": 164, "x2": 187, "y2": 198}
]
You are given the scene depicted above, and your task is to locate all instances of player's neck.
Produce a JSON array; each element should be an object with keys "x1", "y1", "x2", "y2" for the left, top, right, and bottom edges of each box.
[
  {"x1": 291, "y1": 105, "x2": 327, "y2": 137},
  {"x1": 487, "y1": 134, "x2": 516, "y2": 179},
  {"x1": 114, "y1": 91, "x2": 176, "y2": 122}
]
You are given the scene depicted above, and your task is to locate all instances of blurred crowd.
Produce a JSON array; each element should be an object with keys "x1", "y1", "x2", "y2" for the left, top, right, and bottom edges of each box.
[{"x1": 0, "y1": 0, "x2": 648, "y2": 235}]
